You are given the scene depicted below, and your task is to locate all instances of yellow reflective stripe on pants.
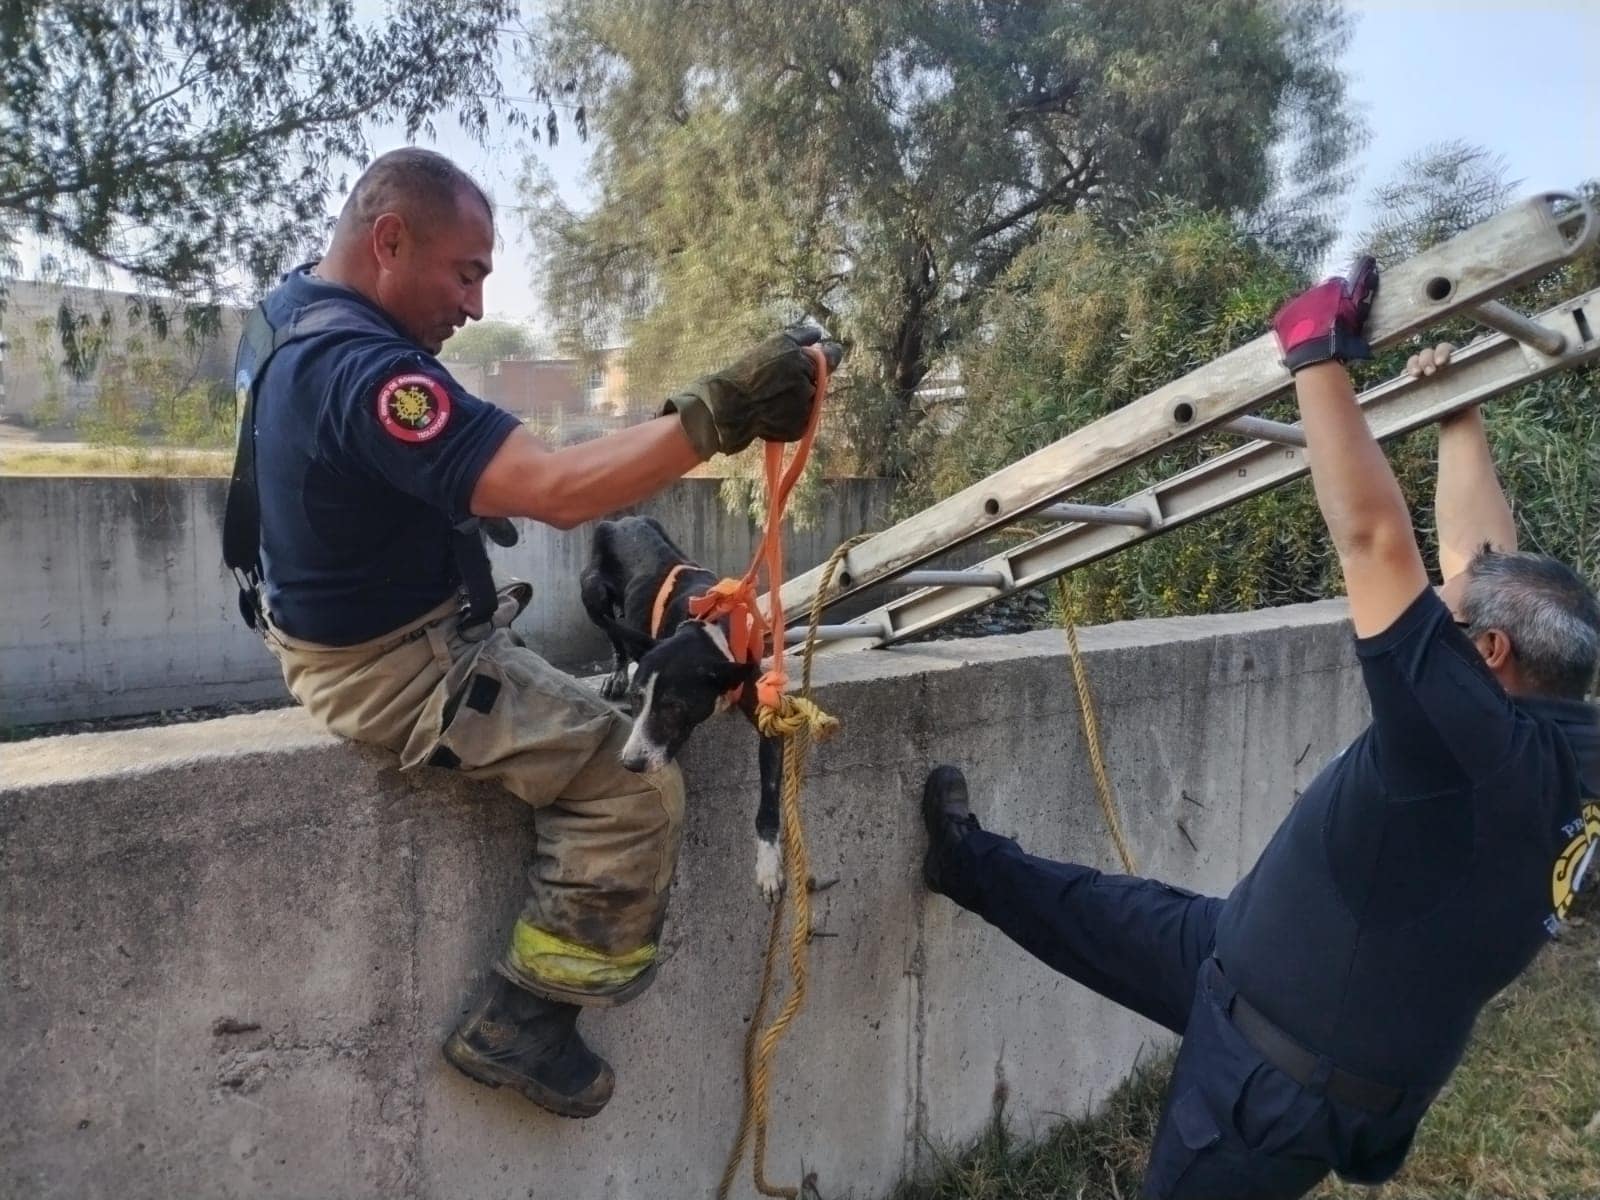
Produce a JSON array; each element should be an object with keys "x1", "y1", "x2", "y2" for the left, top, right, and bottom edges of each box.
[{"x1": 510, "y1": 916, "x2": 657, "y2": 990}]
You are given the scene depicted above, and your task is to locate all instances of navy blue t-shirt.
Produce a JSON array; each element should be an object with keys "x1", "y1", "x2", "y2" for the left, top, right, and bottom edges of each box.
[
  {"x1": 1215, "y1": 587, "x2": 1600, "y2": 1086},
  {"x1": 253, "y1": 268, "x2": 519, "y2": 644}
]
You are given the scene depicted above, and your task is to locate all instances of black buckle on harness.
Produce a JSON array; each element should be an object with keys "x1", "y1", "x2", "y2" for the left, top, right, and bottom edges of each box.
[
  {"x1": 452, "y1": 516, "x2": 519, "y2": 633},
  {"x1": 232, "y1": 567, "x2": 264, "y2": 631}
]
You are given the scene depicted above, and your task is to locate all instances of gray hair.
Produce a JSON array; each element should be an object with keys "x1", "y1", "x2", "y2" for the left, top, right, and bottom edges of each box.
[
  {"x1": 1460, "y1": 549, "x2": 1600, "y2": 699},
  {"x1": 338, "y1": 147, "x2": 493, "y2": 235}
]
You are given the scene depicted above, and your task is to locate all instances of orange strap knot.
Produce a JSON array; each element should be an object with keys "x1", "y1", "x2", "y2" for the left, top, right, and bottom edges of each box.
[{"x1": 690, "y1": 344, "x2": 830, "y2": 713}]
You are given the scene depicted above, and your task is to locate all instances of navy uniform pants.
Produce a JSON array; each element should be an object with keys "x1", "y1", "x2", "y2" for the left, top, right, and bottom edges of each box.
[{"x1": 939, "y1": 828, "x2": 1435, "y2": 1200}]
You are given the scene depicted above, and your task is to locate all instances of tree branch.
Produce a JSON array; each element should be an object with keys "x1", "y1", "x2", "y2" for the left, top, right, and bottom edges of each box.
[
  {"x1": 1005, "y1": 78, "x2": 1082, "y2": 124},
  {"x1": 969, "y1": 162, "x2": 1090, "y2": 242}
]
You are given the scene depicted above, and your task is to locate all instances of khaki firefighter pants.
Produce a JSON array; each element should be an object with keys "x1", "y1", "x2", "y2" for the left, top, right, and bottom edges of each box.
[{"x1": 263, "y1": 588, "x2": 685, "y2": 1003}]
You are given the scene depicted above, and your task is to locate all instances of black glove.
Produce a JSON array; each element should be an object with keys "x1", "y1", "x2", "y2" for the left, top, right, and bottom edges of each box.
[
  {"x1": 1270, "y1": 256, "x2": 1379, "y2": 374},
  {"x1": 663, "y1": 325, "x2": 845, "y2": 458}
]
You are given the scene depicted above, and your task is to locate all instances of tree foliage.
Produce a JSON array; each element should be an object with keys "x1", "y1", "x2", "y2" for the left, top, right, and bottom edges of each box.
[
  {"x1": 442, "y1": 318, "x2": 540, "y2": 367},
  {"x1": 0, "y1": 1, "x2": 564, "y2": 342},
  {"x1": 1359, "y1": 141, "x2": 1517, "y2": 264},
  {"x1": 523, "y1": 0, "x2": 1361, "y2": 476},
  {"x1": 931, "y1": 206, "x2": 1353, "y2": 621}
]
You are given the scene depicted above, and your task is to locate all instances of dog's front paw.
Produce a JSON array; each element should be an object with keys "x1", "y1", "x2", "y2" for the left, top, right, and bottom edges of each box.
[
  {"x1": 755, "y1": 837, "x2": 782, "y2": 902},
  {"x1": 600, "y1": 670, "x2": 631, "y2": 702}
]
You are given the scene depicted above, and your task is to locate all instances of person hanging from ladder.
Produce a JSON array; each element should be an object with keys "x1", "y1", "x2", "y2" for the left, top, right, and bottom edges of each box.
[
  {"x1": 222, "y1": 148, "x2": 842, "y2": 1119},
  {"x1": 917, "y1": 260, "x2": 1600, "y2": 1199}
]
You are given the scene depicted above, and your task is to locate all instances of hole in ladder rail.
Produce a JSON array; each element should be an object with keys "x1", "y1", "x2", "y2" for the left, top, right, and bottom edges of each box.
[
  {"x1": 1173, "y1": 402, "x2": 1195, "y2": 424},
  {"x1": 838, "y1": 570, "x2": 853, "y2": 589},
  {"x1": 1425, "y1": 276, "x2": 1453, "y2": 302},
  {"x1": 984, "y1": 497, "x2": 1001, "y2": 516},
  {"x1": 1574, "y1": 307, "x2": 1593, "y2": 346}
]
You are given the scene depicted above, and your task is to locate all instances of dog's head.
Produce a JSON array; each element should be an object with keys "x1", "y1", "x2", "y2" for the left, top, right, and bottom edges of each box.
[{"x1": 616, "y1": 620, "x2": 755, "y2": 773}]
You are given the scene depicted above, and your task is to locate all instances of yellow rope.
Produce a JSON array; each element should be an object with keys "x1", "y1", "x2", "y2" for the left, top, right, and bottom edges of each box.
[
  {"x1": 717, "y1": 539, "x2": 1131, "y2": 1197},
  {"x1": 718, "y1": 536, "x2": 864, "y2": 1200},
  {"x1": 1054, "y1": 577, "x2": 1136, "y2": 874}
]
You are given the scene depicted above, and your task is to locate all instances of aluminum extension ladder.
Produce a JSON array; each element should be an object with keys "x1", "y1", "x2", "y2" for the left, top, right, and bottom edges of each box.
[{"x1": 769, "y1": 192, "x2": 1600, "y2": 655}]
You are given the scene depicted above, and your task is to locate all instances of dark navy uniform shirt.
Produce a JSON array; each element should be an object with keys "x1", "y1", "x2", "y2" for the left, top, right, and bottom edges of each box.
[
  {"x1": 1215, "y1": 587, "x2": 1600, "y2": 1086},
  {"x1": 254, "y1": 267, "x2": 519, "y2": 645}
]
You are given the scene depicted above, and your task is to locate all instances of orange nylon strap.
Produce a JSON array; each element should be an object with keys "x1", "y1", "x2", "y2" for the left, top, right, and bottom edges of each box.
[
  {"x1": 688, "y1": 344, "x2": 830, "y2": 709},
  {"x1": 650, "y1": 562, "x2": 694, "y2": 639}
]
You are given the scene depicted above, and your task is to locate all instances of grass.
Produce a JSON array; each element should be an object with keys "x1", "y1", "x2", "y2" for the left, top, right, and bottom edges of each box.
[
  {"x1": 893, "y1": 893, "x2": 1600, "y2": 1200},
  {"x1": 0, "y1": 445, "x2": 231, "y2": 476}
]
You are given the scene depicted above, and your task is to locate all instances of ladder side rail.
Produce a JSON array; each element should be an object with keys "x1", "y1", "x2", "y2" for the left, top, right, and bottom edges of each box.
[
  {"x1": 774, "y1": 194, "x2": 1594, "y2": 620},
  {"x1": 806, "y1": 289, "x2": 1600, "y2": 655}
]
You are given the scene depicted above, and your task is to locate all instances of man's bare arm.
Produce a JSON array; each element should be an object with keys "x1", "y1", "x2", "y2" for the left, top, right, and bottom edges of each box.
[
  {"x1": 1413, "y1": 343, "x2": 1517, "y2": 581},
  {"x1": 470, "y1": 418, "x2": 703, "y2": 529},
  {"x1": 469, "y1": 324, "x2": 841, "y2": 530},
  {"x1": 1294, "y1": 361, "x2": 1431, "y2": 637}
]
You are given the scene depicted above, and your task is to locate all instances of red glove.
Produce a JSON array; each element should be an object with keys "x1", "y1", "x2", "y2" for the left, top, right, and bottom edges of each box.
[{"x1": 1271, "y1": 256, "x2": 1379, "y2": 374}]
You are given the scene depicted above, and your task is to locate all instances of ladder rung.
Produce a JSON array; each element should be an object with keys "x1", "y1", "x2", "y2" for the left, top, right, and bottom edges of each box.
[
  {"x1": 783, "y1": 622, "x2": 889, "y2": 645},
  {"x1": 895, "y1": 570, "x2": 1007, "y2": 589},
  {"x1": 1220, "y1": 415, "x2": 1307, "y2": 448},
  {"x1": 1036, "y1": 502, "x2": 1154, "y2": 528},
  {"x1": 1469, "y1": 300, "x2": 1567, "y2": 356}
]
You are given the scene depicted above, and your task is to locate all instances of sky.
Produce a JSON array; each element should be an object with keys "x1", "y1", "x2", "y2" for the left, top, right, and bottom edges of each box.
[{"x1": 17, "y1": 1, "x2": 1600, "y2": 324}]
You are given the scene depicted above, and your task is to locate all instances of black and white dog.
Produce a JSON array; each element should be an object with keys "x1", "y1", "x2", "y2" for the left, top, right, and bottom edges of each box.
[{"x1": 580, "y1": 516, "x2": 785, "y2": 897}]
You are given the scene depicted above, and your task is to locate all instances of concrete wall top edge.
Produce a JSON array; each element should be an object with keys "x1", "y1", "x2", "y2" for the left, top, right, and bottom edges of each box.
[{"x1": 4, "y1": 600, "x2": 1354, "y2": 793}]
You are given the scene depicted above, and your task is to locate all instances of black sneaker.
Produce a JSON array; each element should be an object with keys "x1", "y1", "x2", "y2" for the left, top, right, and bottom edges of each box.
[
  {"x1": 443, "y1": 975, "x2": 615, "y2": 1118},
  {"x1": 921, "y1": 765, "x2": 981, "y2": 895}
]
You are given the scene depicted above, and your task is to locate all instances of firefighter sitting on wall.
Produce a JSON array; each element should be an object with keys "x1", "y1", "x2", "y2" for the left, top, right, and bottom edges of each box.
[{"x1": 224, "y1": 147, "x2": 842, "y2": 1118}]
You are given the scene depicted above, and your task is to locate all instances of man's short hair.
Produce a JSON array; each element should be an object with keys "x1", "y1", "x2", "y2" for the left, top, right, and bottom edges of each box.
[
  {"x1": 1460, "y1": 548, "x2": 1600, "y2": 699},
  {"x1": 338, "y1": 147, "x2": 492, "y2": 236}
]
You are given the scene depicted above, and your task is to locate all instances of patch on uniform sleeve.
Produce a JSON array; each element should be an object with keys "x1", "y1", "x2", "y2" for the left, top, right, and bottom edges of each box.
[
  {"x1": 1550, "y1": 801, "x2": 1600, "y2": 929},
  {"x1": 376, "y1": 373, "x2": 452, "y2": 443}
]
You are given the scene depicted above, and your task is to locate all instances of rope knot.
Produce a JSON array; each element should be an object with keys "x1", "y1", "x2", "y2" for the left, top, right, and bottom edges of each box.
[{"x1": 756, "y1": 694, "x2": 840, "y2": 743}]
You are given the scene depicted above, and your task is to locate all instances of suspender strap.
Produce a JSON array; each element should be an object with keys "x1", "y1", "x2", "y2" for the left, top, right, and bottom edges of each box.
[
  {"x1": 222, "y1": 306, "x2": 282, "y2": 629},
  {"x1": 452, "y1": 517, "x2": 500, "y2": 630}
]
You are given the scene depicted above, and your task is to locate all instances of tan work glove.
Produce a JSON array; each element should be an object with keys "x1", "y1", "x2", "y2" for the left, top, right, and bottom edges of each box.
[{"x1": 663, "y1": 325, "x2": 845, "y2": 459}]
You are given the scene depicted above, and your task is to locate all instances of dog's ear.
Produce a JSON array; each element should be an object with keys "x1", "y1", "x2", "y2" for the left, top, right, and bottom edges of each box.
[
  {"x1": 605, "y1": 618, "x2": 657, "y2": 659},
  {"x1": 703, "y1": 658, "x2": 756, "y2": 693}
]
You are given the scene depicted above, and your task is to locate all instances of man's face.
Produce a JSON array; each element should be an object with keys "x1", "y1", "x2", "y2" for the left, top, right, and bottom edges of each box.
[{"x1": 372, "y1": 189, "x2": 494, "y2": 354}]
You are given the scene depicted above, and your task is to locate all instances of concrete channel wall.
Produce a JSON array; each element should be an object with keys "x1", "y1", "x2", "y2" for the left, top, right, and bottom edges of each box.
[
  {"x1": 0, "y1": 599, "x2": 1371, "y2": 1200},
  {"x1": 0, "y1": 475, "x2": 894, "y2": 728}
]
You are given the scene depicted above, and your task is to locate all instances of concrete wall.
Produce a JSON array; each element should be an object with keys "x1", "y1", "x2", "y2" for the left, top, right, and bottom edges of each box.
[
  {"x1": 0, "y1": 476, "x2": 894, "y2": 728},
  {"x1": 0, "y1": 600, "x2": 1370, "y2": 1199}
]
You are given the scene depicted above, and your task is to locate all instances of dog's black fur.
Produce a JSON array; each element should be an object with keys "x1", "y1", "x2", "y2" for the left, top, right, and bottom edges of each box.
[{"x1": 580, "y1": 516, "x2": 785, "y2": 897}]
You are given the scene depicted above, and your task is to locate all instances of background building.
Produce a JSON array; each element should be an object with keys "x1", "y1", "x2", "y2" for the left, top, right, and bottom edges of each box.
[{"x1": 0, "y1": 281, "x2": 245, "y2": 432}]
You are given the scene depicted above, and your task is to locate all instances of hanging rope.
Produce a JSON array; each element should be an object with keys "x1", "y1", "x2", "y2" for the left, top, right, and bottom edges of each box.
[
  {"x1": 692, "y1": 352, "x2": 853, "y2": 1200},
  {"x1": 715, "y1": 533, "x2": 866, "y2": 1200},
  {"x1": 1054, "y1": 576, "x2": 1136, "y2": 874}
]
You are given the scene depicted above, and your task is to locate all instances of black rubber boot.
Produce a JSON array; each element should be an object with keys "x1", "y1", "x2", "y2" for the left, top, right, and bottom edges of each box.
[
  {"x1": 442, "y1": 975, "x2": 615, "y2": 1118},
  {"x1": 921, "y1": 764, "x2": 983, "y2": 896}
]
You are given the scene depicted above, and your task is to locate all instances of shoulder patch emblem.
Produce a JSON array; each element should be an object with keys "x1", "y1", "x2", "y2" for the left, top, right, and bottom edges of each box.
[
  {"x1": 376, "y1": 373, "x2": 452, "y2": 443},
  {"x1": 1550, "y1": 801, "x2": 1600, "y2": 929}
]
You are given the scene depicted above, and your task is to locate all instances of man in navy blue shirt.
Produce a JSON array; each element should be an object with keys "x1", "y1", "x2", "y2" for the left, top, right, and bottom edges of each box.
[
  {"x1": 230, "y1": 148, "x2": 840, "y2": 1118},
  {"x1": 918, "y1": 266, "x2": 1600, "y2": 1197}
]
